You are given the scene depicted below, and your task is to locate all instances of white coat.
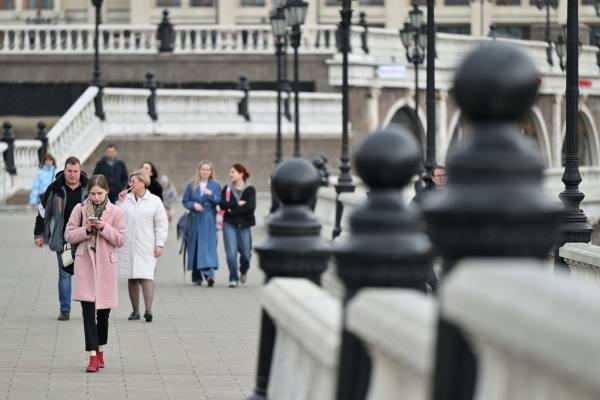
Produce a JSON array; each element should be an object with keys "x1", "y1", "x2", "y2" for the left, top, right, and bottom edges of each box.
[{"x1": 118, "y1": 190, "x2": 168, "y2": 280}]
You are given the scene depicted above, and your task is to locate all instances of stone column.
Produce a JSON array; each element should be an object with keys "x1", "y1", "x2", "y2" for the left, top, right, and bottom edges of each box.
[
  {"x1": 437, "y1": 90, "x2": 448, "y2": 165},
  {"x1": 366, "y1": 86, "x2": 381, "y2": 133},
  {"x1": 552, "y1": 94, "x2": 563, "y2": 168}
]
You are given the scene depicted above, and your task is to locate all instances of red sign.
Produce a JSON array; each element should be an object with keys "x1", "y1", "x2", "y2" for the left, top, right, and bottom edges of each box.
[{"x1": 580, "y1": 79, "x2": 592, "y2": 87}]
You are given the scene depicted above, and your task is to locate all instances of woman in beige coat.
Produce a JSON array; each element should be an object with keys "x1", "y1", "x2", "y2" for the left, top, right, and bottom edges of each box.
[{"x1": 118, "y1": 169, "x2": 168, "y2": 323}]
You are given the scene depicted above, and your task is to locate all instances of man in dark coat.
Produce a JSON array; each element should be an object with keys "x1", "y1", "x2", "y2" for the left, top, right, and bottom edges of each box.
[
  {"x1": 93, "y1": 144, "x2": 128, "y2": 203},
  {"x1": 34, "y1": 156, "x2": 88, "y2": 321}
]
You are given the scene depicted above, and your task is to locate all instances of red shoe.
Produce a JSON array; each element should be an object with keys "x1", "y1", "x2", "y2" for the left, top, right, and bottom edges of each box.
[
  {"x1": 97, "y1": 351, "x2": 105, "y2": 368},
  {"x1": 86, "y1": 355, "x2": 99, "y2": 373}
]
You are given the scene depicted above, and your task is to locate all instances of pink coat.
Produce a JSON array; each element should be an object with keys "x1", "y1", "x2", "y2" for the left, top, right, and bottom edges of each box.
[{"x1": 65, "y1": 202, "x2": 126, "y2": 309}]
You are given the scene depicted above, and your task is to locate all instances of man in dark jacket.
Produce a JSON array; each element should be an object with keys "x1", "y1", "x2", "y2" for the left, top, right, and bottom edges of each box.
[
  {"x1": 34, "y1": 156, "x2": 88, "y2": 321},
  {"x1": 93, "y1": 144, "x2": 128, "y2": 203}
]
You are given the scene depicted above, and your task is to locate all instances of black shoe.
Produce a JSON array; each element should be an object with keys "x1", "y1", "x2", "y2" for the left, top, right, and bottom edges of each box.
[
  {"x1": 128, "y1": 312, "x2": 140, "y2": 320},
  {"x1": 144, "y1": 311, "x2": 153, "y2": 323},
  {"x1": 57, "y1": 312, "x2": 70, "y2": 321},
  {"x1": 207, "y1": 278, "x2": 215, "y2": 287}
]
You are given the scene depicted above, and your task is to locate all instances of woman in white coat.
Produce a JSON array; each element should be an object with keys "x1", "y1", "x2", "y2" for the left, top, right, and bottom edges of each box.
[{"x1": 118, "y1": 169, "x2": 168, "y2": 322}]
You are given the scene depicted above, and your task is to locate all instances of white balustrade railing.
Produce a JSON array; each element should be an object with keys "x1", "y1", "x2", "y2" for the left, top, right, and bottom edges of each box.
[
  {"x1": 0, "y1": 24, "x2": 339, "y2": 55},
  {"x1": 559, "y1": 242, "x2": 600, "y2": 283},
  {"x1": 442, "y1": 259, "x2": 600, "y2": 400},
  {"x1": 1, "y1": 86, "x2": 342, "y2": 202},
  {"x1": 347, "y1": 289, "x2": 436, "y2": 400},
  {"x1": 263, "y1": 278, "x2": 341, "y2": 400}
]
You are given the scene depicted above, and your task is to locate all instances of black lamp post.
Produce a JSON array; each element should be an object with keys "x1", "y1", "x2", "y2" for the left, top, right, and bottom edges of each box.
[
  {"x1": 536, "y1": 0, "x2": 558, "y2": 67},
  {"x1": 284, "y1": 0, "x2": 308, "y2": 158},
  {"x1": 555, "y1": 0, "x2": 593, "y2": 267},
  {"x1": 400, "y1": 5, "x2": 427, "y2": 169},
  {"x1": 332, "y1": 0, "x2": 356, "y2": 240},
  {"x1": 271, "y1": 6, "x2": 287, "y2": 165},
  {"x1": 91, "y1": 0, "x2": 105, "y2": 120},
  {"x1": 424, "y1": 0, "x2": 437, "y2": 189}
]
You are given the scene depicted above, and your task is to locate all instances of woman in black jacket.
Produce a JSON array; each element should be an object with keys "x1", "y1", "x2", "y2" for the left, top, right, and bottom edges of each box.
[
  {"x1": 219, "y1": 163, "x2": 256, "y2": 288},
  {"x1": 141, "y1": 161, "x2": 163, "y2": 201}
]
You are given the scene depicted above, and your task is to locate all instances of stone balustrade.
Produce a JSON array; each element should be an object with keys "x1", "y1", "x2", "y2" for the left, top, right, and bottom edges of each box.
[
  {"x1": 262, "y1": 278, "x2": 341, "y2": 400},
  {"x1": 559, "y1": 242, "x2": 600, "y2": 283},
  {"x1": 441, "y1": 259, "x2": 600, "y2": 400},
  {"x1": 346, "y1": 289, "x2": 436, "y2": 400}
]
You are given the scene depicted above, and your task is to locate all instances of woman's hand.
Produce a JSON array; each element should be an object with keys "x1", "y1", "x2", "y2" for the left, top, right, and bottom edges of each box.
[
  {"x1": 118, "y1": 190, "x2": 127, "y2": 203},
  {"x1": 85, "y1": 220, "x2": 94, "y2": 233},
  {"x1": 202, "y1": 188, "x2": 212, "y2": 196},
  {"x1": 94, "y1": 221, "x2": 105, "y2": 231},
  {"x1": 193, "y1": 202, "x2": 204, "y2": 212},
  {"x1": 238, "y1": 200, "x2": 247, "y2": 206},
  {"x1": 154, "y1": 247, "x2": 163, "y2": 257}
]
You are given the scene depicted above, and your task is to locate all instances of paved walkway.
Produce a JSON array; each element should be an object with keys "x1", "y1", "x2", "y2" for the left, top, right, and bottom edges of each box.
[{"x1": 0, "y1": 208, "x2": 267, "y2": 400}]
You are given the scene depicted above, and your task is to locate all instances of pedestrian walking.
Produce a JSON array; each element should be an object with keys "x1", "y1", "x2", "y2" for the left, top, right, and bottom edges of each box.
[
  {"x1": 182, "y1": 161, "x2": 221, "y2": 286},
  {"x1": 141, "y1": 161, "x2": 163, "y2": 201},
  {"x1": 34, "y1": 156, "x2": 88, "y2": 321},
  {"x1": 93, "y1": 144, "x2": 128, "y2": 203},
  {"x1": 29, "y1": 153, "x2": 57, "y2": 207},
  {"x1": 159, "y1": 175, "x2": 178, "y2": 224},
  {"x1": 118, "y1": 169, "x2": 168, "y2": 322},
  {"x1": 219, "y1": 163, "x2": 256, "y2": 288},
  {"x1": 64, "y1": 175, "x2": 126, "y2": 373}
]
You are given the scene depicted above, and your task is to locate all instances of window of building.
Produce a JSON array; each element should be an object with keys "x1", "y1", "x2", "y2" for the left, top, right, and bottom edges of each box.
[
  {"x1": 437, "y1": 24, "x2": 471, "y2": 35},
  {"x1": 359, "y1": 0, "x2": 384, "y2": 5},
  {"x1": 325, "y1": 0, "x2": 338, "y2": 5},
  {"x1": 495, "y1": 25, "x2": 530, "y2": 39},
  {"x1": 23, "y1": 0, "x2": 53, "y2": 8},
  {"x1": 589, "y1": 25, "x2": 600, "y2": 45},
  {"x1": 241, "y1": 0, "x2": 265, "y2": 5},
  {"x1": 156, "y1": 0, "x2": 181, "y2": 6},
  {"x1": 495, "y1": 0, "x2": 521, "y2": 5},
  {"x1": 190, "y1": 0, "x2": 214, "y2": 5},
  {"x1": 0, "y1": 0, "x2": 14, "y2": 8},
  {"x1": 444, "y1": 0, "x2": 469, "y2": 5}
]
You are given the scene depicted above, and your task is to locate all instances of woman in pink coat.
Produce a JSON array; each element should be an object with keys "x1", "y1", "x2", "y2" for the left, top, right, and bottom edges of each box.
[{"x1": 65, "y1": 175, "x2": 126, "y2": 373}]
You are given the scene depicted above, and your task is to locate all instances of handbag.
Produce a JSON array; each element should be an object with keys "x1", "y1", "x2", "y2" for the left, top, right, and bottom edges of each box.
[
  {"x1": 61, "y1": 205, "x2": 84, "y2": 275},
  {"x1": 61, "y1": 243, "x2": 76, "y2": 275}
]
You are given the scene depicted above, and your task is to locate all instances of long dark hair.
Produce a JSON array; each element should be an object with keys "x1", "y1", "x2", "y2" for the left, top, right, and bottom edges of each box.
[{"x1": 141, "y1": 161, "x2": 159, "y2": 180}]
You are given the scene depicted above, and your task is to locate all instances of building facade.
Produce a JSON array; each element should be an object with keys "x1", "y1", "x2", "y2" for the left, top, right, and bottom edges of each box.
[{"x1": 0, "y1": 0, "x2": 599, "y2": 43}]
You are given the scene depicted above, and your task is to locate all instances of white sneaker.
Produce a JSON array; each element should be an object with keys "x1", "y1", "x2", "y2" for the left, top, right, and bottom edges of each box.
[
  {"x1": 229, "y1": 281, "x2": 238, "y2": 288},
  {"x1": 240, "y1": 274, "x2": 247, "y2": 284}
]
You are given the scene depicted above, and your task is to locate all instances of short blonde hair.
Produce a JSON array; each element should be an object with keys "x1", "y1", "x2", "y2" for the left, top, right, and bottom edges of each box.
[{"x1": 129, "y1": 169, "x2": 151, "y2": 187}]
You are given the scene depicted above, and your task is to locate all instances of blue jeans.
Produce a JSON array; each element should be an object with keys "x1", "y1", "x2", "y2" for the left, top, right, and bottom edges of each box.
[
  {"x1": 223, "y1": 223, "x2": 252, "y2": 282},
  {"x1": 55, "y1": 252, "x2": 72, "y2": 313}
]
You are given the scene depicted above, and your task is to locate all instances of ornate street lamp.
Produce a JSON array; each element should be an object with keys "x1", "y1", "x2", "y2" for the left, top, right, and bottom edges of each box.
[
  {"x1": 556, "y1": 0, "x2": 593, "y2": 267},
  {"x1": 91, "y1": 0, "x2": 105, "y2": 120},
  {"x1": 284, "y1": 0, "x2": 308, "y2": 158},
  {"x1": 400, "y1": 4, "x2": 427, "y2": 173},
  {"x1": 555, "y1": 33, "x2": 566, "y2": 71},
  {"x1": 535, "y1": 0, "x2": 559, "y2": 67},
  {"x1": 270, "y1": 6, "x2": 287, "y2": 165},
  {"x1": 425, "y1": 0, "x2": 437, "y2": 189},
  {"x1": 332, "y1": 0, "x2": 357, "y2": 240}
]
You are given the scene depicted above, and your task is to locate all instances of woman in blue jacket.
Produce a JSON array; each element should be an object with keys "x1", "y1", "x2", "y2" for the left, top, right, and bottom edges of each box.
[
  {"x1": 29, "y1": 154, "x2": 57, "y2": 207},
  {"x1": 182, "y1": 161, "x2": 222, "y2": 286}
]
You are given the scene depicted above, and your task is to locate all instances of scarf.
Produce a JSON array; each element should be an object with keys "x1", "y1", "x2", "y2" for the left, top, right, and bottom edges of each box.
[{"x1": 84, "y1": 197, "x2": 108, "y2": 250}]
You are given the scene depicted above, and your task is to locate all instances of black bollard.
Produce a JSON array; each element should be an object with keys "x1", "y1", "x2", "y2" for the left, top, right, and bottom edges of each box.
[
  {"x1": 422, "y1": 43, "x2": 563, "y2": 400},
  {"x1": 358, "y1": 11, "x2": 369, "y2": 54},
  {"x1": 237, "y1": 75, "x2": 251, "y2": 122},
  {"x1": 333, "y1": 125, "x2": 434, "y2": 400},
  {"x1": 35, "y1": 121, "x2": 48, "y2": 167},
  {"x1": 1, "y1": 121, "x2": 17, "y2": 175},
  {"x1": 144, "y1": 72, "x2": 158, "y2": 121},
  {"x1": 248, "y1": 158, "x2": 330, "y2": 400},
  {"x1": 157, "y1": 10, "x2": 174, "y2": 53}
]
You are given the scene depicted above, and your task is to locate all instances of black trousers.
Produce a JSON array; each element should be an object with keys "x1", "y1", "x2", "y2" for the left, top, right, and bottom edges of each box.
[{"x1": 81, "y1": 301, "x2": 111, "y2": 352}]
